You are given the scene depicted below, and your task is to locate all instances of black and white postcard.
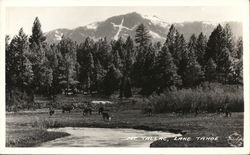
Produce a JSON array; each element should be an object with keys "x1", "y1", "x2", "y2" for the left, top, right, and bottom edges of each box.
[{"x1": 0, "y1": 0, "x2": 249, "y2": 154}]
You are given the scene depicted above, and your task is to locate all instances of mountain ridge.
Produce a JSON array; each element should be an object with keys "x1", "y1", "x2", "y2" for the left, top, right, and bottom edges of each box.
[{"x1": 45, "y1": 12, "x2": 242, "y2": 44}]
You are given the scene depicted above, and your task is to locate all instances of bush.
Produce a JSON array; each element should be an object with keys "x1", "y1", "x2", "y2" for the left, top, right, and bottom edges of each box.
[
  {"x1": 6, "y1": 87, "x2": 35, "y2": 111},
  {"x1": 149, "y1": 83, "x2": 243, "y2": 113}
]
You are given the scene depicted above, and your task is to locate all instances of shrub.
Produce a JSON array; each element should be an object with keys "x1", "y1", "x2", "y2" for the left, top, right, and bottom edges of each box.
[{"x1": 150, "y1": 83, "x2": 243, "y2": 113}]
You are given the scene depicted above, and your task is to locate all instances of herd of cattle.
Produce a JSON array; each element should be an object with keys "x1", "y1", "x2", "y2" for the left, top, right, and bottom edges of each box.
[
  {"x1": 48, "y1": 100, "x2": 232, "y2": 120},
  {"x1": 49, "y1": 101, "x2": 114, "y2": 121}
]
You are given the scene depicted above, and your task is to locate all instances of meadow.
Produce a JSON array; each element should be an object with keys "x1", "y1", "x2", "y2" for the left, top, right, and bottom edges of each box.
[{"x1": 6, "y1": 98, "x2": 243, "y2": 147}]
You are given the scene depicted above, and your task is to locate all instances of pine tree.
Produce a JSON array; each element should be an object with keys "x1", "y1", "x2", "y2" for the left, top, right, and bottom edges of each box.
[
  {"x1": 205, "y1": 24, "x2": 226, "y2": 64},
  {"x1": 196, "y1": 32, "x2": 207, "y2": 67},
  {"x1": 135, "y1": 24, "x2": 151, "y2": 48},
  {"x1": 113, "y1": 50, "x2": 122, "y2": 70},
  {"x1": 139, "y1": 43, "x2": 157, "y2": 96},
  {"x1": 57, "y1": 37, "x2": 78, "y2": 95},
  {"x1": 165, "y1": 25, "x2": 181, "y2": 66},
  {"x1": 216, "y1": 47, "x2": 233, "y2": 83},
  {"x1": 86, "y1": 50, "x2": 95, "y2": 93},
  {"x1": 133, "y1": 24, "x2": 152, "y2": 88},
  {"x1": 205, "y1": 58, "x2": 217, "y2": 82},
  {"x1": 93, "y1": 59, "x2": 106, "y2": 92},
  {"x1": 236, "y1": 37, "x2": 243, "y2": 59},
  {"x1": 29, "y1": 17, "x2": 46, "y2": 47},
  {"x1": 183, "y1": 49, "x2": 204, "y2": 87},
  {"x1": 124, "y1": 36, "x2": 134, "y2": 74},
  {"x1": 205, "y1": 24, "x2": 234, "y2": 83},
  {"x1": 224, "y1": 24, "x2": 235, "y2": 57},
  {"x1": 176, "y1": 34, "x2": 189, "y2": 82},
  {"x1": 6, "y1": 28, "x2": 34, "y2": 109},
  {"x1": 188, "y1": 34, "x2": 197, "y2": 57},
  {"x1": 48, "y1": 44, "x2": 60, "y2": 99},
  {"x1": 102, "y1": 65, "x2": 122, "y2": 96},
  {"x1": 155, "y1": 45, "x2": 181, "y2": 91},
  {"x1": 123, "y1": 77, "x2": 132, "y2": 98},
  {"x1": 119, "y1": 36, "x2": 134, "y2": 98},
  {"x1": 7, "y1": 28, "x2": 33, "y2": 88},
  {"x1": 77, "y1": 37, "x2": 95, "y2": 93},
  {"x1": 180, "y1": 34, "x2": 204, "y2": 87},
  {"x1": 27, "y1": 17, "x2": 53, "y2": 96},
  {"x1": 233, "y1": 37, "x2": 243, "y2": 84},
  {"x1": 94, "y1": 37, "x2": 111, "y2": 69}
]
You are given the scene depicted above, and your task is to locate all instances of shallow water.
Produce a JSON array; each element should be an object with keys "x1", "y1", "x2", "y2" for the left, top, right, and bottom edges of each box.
[{"x1": 40, "y1": 127, "x2": 181, "y2": 147}]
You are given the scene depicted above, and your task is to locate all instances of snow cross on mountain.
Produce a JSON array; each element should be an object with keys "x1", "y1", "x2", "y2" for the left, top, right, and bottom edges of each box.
[{"x1": 111, "y1": 18, "x2": 133, "y2": 40}]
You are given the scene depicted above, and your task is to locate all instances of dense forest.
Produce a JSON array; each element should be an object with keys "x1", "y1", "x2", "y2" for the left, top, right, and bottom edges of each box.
[{"x1": 5, "y1": 17, "x2": 243, "y2": 111}]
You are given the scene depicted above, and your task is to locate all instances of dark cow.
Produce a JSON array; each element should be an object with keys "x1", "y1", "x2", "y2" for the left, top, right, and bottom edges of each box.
[
  {"x1": 49, "y1": 107, "x2": 55, "y2": 116},
  {"x1": 224, "y1": 103, "x2": 232, "y2": 117},
  {"x1": 49, "y1": 109, "x2": 55, "y2": 116},
  {"x1": 62, "y1": 104, "x2": 74, "y2": 113},
  {"x1": 216, "y1": 104, "x2": 232, "y2": 117},
  {"x1": 143, "y1": 107, "x2": 152, "y2": 117},
  {"x1": 216, "y1": 106, "x2": 224, "y2": 114},
  {"x1": 83, "y1": 107, "x2": 92, "y2": 116},
  {"x1": 98, "y1": 107, "x2": 104, "y2": 115},
  {"x1": 102, "y1": 112, "x2": 111, "y2": 121}
]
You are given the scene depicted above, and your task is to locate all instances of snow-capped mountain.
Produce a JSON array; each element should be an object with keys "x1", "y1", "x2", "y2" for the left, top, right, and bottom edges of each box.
[{"x1": 45, "y1": 12, "x2": 242, "y2": 44}]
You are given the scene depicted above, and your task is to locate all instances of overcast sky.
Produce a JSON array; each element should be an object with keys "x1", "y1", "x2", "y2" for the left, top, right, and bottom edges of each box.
[{"x1": 6, "y1": 6, "x2": 244, "y2": 37}]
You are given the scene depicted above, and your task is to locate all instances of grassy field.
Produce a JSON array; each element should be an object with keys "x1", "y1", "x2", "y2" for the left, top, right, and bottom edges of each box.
[{"x1": 6, "y1": 107, "x2": 243, "y2": 147}]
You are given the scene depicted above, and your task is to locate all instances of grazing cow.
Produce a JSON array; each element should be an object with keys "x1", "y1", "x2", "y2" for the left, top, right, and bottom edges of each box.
[
  {"x1": 62, "y1": 104, "x2": 74, "y2": 113},
  {"x1": 83, "y1": 107, "x2": 92, "y2": 116},
  {"x1": 102, "y1": 112, "x2": 111, "y2": 121},
  {"x1": 224, "y1": 103, "x2": 232, "y2": 117},
  {"x1": 49, "y1": 108, "x2": 55, "y2": 116},
  {"x1": 216, "y1": 106, "x2": 224, "y2": 114},
  {"x1": 143, "y1": 106, "x2": 152, "y2": 117},
  {"x1": 98, "y1": 107, "x2": 104, "y2": 115}
]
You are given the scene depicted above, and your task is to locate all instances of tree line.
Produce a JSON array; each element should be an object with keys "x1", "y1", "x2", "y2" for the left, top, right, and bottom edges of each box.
[{"x1": 5, "y1": 17, "x2": 243, "y2": 108}]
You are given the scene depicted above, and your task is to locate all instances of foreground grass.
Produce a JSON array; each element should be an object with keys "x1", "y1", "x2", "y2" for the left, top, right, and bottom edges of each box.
[{"x1": 6, "y1": 109, "x2": 243, "y2": 147}]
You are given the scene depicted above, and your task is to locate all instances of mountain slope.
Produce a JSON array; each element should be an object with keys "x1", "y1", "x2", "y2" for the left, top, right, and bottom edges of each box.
[{"x1": 45, "y1": 12, "x2": 242, "y2": 44}]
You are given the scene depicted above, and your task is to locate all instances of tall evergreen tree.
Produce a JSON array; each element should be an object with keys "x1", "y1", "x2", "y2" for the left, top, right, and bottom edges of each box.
[
  {"x1": 119, "y1": 36, "x2": 134, "y2": 98},
  {"x1": 180, "y1": 34, "x2": 204, "y2": 87},
  {"x1": 102, "y1": 65, "x2": 122, "y2": 96},
  {"x1": 93, "y1": 59, "x2": 106, "y2": 92},
  {"x1": 29, "y1": 17, "x2": 46, "y2": 46},
  {"x1": 93, "y1": 37, "x2": 111, "y2": 69},
  {"x1": 205, "y1": 24, "x2": 226, "y2": 63},
  {"x1": 205, "y1": 58, "x2": 217, "y2": 82},
  {"x1": 176, "y1": 34, "x2": 189, "y2": 83},
  {"x1": 183, "y1": 48, "x2": 204, "y2": 87},
  {"x1": 196, "y1": 32, "x2": 207, "y2": 67},
  {"x1": 224, "y1": 24, "x2": 235, "y2": 57},
  {"x1": 155, "y1": 45, "x2": 181, "y2": 92},
  {"x1": 236, "y1": 37, "x2": 243, "y2": 59},
  {"x1": 7, "y1": 28, "x2": 34, "y2": 88},
  {"x1": 27, "y1": 17, "x2": 53, "y2": 96},
  {"x1": 139, "y1": 43, "x2": 157, "y2": 96},
  {"x1": 216, "y1": 47, "x2": 233, "y2": 83},
  {"x1": 165, "y1": 25, "x2": 182, "y2": 67},
  {"x1": 57, "y1": 37, "x2": 78, "y2": 95},
  {"x1": 135, "y1": 24, "x2": 151, "y2": 49},
  {"x1": 188, "y1": 34, "x2": 197, "y2": 57},
  {"x1": 133, "y1": 24, "x2": 152, "y2": 88},
  {"x1": 231, "y1": 37, "x2": 243, "y2": 84},
  {"x1": 124, "y1": 36, "x2": 134, "y2": 74},
  {"x1": 77, "y1": 37, "x2": 95, "y2": 92},
  {"x1": 113, "y1": 50, "x2": 122, "y2": 70},
  {"x1": 6, "y1": 28, "x2": 34, "y2": 109},
  {"x1": 205, "y1": 24, "x2": 234, "y2": 83}
]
